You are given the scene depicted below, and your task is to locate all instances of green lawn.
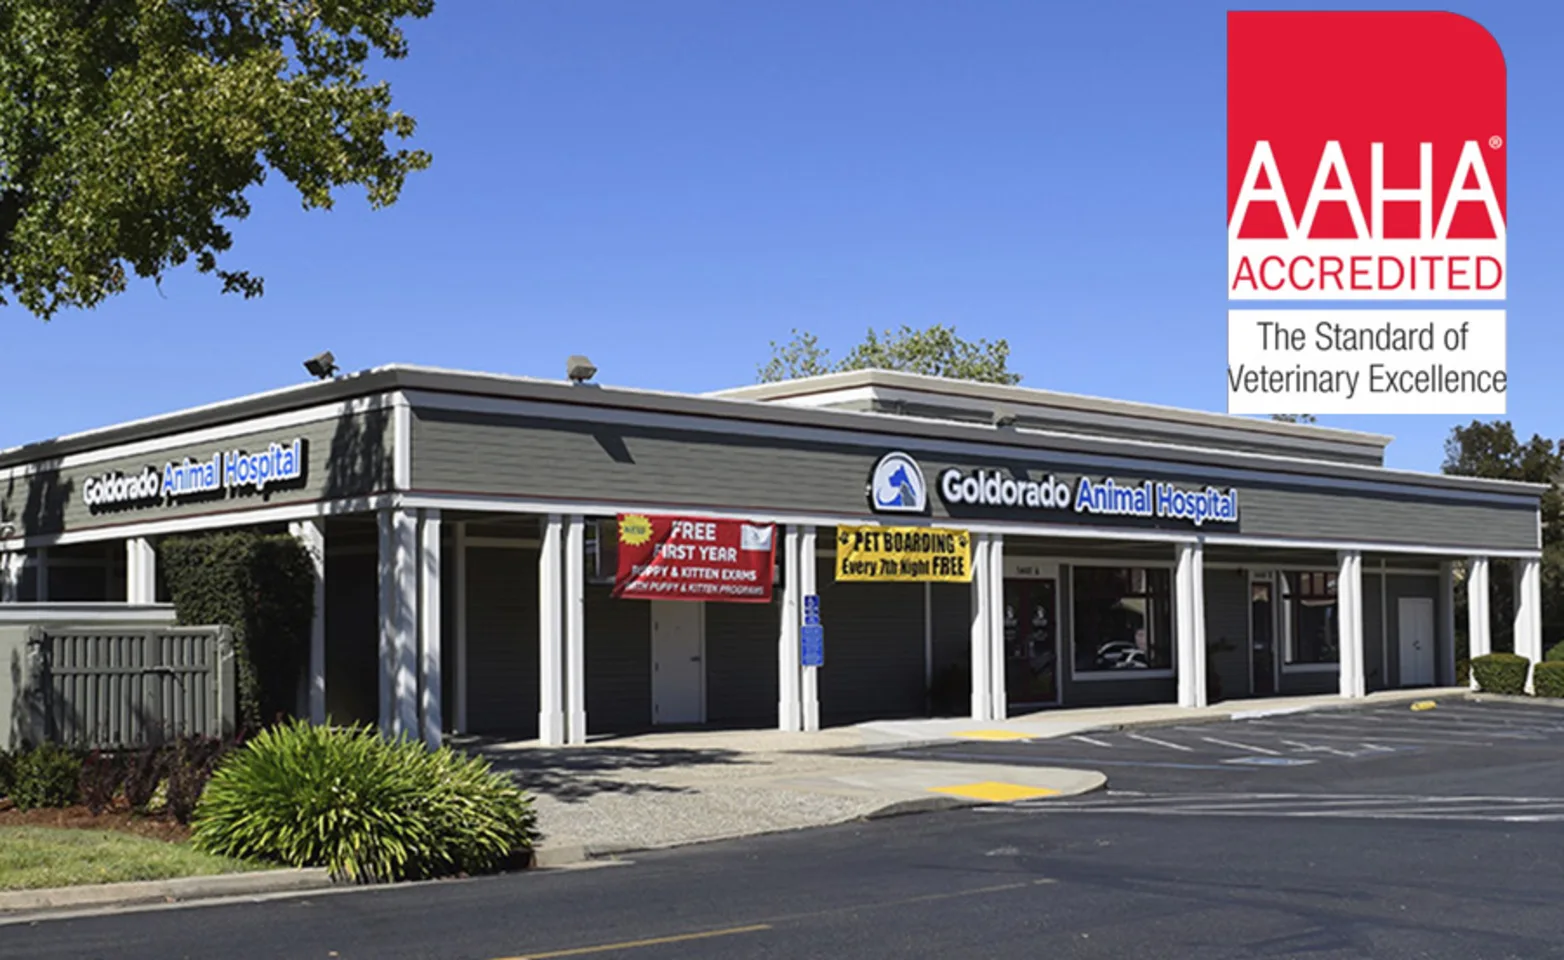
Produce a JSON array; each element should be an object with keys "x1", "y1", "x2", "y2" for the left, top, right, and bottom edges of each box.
[{"x1": 0, "y1": 826, "x2": 266, "y2": 891}]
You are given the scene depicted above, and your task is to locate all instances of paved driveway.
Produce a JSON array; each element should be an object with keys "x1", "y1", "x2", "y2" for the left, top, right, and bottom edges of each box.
[{"x1": 884, "y1": 698, "x2": 1564, "y2": 796}]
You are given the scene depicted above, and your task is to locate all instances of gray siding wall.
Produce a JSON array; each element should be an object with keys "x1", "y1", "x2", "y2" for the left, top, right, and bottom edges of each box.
[
  {"x1": 585, "y1": 586, "x2": 651, "y2": 734},
  {"x1": 706, "y1": 599, "x2": 779, "y2": 726},
  {"x1": 1280, "y1": 666, "x2": 1339, "y2": 695},
  {"x1": 816, "y1": 560, "x2": 926, "y2": 725},
  {"x1": 930, "y1": 583, "x2": 971, "y2": 716},
  {"x1": 1364, "y1": 574, "x2": 1386, "y2": 691},
  {"x1": 409, "y1": 408, "x2": 1535, "y2": 551},
  {"x1": 324, "y1": 551, "x2": 378, "y2": 727},
  {"x1": 1205, "y1": 569, "x2": 1251, "y2": 702},
  {"x1": 2, "y1": 411, "x2": 393, "y2": 538},
  {"x1": 465, "y1": 547, "x2": 539, "y2": 737}
]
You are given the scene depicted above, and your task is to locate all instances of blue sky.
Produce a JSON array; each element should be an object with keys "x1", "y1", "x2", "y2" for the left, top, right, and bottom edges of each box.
[{"x1": 5, "y1": 0, "x2": 1560, "y2": 471}]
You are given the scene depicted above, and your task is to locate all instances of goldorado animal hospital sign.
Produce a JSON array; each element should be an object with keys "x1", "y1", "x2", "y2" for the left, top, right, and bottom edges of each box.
[{"x1": 81, "y1": 439, "x2": 306, "y2": 509}]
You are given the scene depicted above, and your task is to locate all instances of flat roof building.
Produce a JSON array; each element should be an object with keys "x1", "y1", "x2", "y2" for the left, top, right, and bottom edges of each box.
[{"x1": 0, "y1": 365, "x2": 1545, "y2": 745}]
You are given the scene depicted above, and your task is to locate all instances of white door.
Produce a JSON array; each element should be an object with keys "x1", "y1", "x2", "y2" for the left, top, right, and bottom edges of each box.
[
  {"x1": 651, "y1": 601, "x2": 705, "y2": 724},
  {"x1": 1398, "y1": 597, "x2": 1436, "y2": 687}
]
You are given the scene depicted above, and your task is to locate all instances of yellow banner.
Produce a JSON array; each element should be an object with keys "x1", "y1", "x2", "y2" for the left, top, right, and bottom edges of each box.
[{"x1": 835, "y1": 526, "x2": 972, "y2": 582}]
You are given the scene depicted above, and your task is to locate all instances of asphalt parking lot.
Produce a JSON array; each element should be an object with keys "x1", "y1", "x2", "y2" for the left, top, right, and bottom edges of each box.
[{"x1": 887, "y1": 698, "x2": 1564, "y2": 802}]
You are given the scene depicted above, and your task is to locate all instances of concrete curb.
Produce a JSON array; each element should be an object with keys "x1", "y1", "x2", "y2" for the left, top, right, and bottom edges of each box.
[
  {"x1": 0, "y1": 868, "x2": 333, "y2": 917},
  {"x1": 1060, "y1": 691, "x2": 1480, "y2": 737},
  {"x1": 1470, "y1": 692, "x2": 1564, "y2": 708}
]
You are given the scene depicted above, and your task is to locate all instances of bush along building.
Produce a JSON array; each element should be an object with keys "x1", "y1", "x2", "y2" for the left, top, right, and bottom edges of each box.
[{"x1": 0, "y1": 365, "x2": 1547, "y2": 747}]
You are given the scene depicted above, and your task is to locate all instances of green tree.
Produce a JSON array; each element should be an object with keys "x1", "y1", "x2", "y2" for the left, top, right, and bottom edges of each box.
[
  {"x1": 1442, "y1": 420, "x2": 1564, "y2": 651},
  {"x1": 759, "y1": 324, "x2": 1021, "y2": 385},
  {"x1": 0, "y1": 0, "x2": 434, "y2": 319}
]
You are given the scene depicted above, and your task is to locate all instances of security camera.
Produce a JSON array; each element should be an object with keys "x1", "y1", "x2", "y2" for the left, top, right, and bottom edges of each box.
[
  {"x1": 303, "y1": 351, "x2": 340, "y2": 380},
  {"x1": 566, "y1": 355, "x2": 598, "y2": 384}
]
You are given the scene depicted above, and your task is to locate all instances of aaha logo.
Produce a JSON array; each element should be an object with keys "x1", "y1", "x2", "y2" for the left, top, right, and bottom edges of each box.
[
  {"x1": 868, "y1": 452, "x2": 927, "y2": 514},
  {"x1": 1227, "y1": 11, "x2": 1507, "y2": 300}
]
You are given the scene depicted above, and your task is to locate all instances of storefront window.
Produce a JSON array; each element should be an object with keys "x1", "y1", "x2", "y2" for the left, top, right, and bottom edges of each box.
[
  {"x1": 1283, "y1": 571, "x2": 1338, "y2": 665},
  {"x1": 1072, "y1": 567, "x2": 1172, "y2": 673}
]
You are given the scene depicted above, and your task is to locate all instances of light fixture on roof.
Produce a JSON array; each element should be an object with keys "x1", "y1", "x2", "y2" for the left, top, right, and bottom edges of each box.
[
  {"x1": 992, "y1": 407, "x2": 1019, "y2": 429},
  {"x1": 303, "y1": 351, "x2": 340, "y2": 381},
  {"x1": 566, "y1": 355, "x2": 598, "y2": 385}
]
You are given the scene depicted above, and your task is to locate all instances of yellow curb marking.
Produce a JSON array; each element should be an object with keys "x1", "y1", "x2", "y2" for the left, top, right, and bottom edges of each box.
[
  {"x1": 929, "y1": 781, "x2": 1062, "y2": 802},
  {"x1": 1410, "y1": 700, "x2": 1437, "y2": 711},
  {"x1": 951, "y1": 729, "x2": 1035, "y2": 741},
  {"x1": 497, "y1": 923, "x2": 772, "y2": 959}
]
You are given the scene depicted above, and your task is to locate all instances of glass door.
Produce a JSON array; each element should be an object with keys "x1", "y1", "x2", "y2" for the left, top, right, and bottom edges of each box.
[{"x1": 1004, "y1": 578, "x2": 1059, "y2": 708}]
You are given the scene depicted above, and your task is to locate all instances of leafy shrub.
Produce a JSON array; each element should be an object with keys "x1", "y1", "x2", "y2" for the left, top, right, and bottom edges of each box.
[
  {"x1": 1456, "y1": 658, "x2": 1471, "y2": 687},
  {"x1": 11, "y1": 744, "x2": 83, "y2": 810},
  {"x1": 1545, "y1": 640, "x2": 1564, "y2": 663},
  {"x1": 0, "y1": 749, "x2": 13, "y2": 799},
  {"x1": 161, "y1": 531, "x2": 316, "y2": 732},
  {"x1": 192, "y1": 720, "x2": 537, "y2": 883},
  {"x1": 123, "y1": 745, "x2": 168, "y2": 812},
  {"x1": 165, "y1": 735, "x2": 236, "y2": 825},
  {"x1": 1471, "y1": 652, "x2": 1530, "y2": 696},
  {"x1": 1533, "y1": 662, "x2": 1564, "y2": 699},
  {"x1": 79, "y1": 751, "x2": 127, "y2": 814}
]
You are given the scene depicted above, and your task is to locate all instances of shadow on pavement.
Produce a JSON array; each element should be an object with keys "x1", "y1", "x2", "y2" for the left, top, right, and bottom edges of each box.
[{"x1": 454, "y1": 741, "x2": 754, "y2": 803}]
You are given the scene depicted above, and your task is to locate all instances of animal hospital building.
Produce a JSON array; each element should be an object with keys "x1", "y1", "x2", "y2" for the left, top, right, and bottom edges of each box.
[{"x1": 0, "y1": 366, "x2": 1547, "y2": 746}]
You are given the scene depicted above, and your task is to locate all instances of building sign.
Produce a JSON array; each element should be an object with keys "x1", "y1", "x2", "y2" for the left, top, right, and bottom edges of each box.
[
  {"x1": 939, "y1": 469, "x2": 1239, "y2": 527},
  {"x1": 835, "y1": 525, "x2": 972, "y2": 582},
  {"x1": 1226, "y1": 11, "x2": 1508, "y2": 416},
  {"x1": 866, "y1": 451, "x2": 928, "y2": 514},
  {"x1": 864, "y1": 453, "x2": 1239, "y2": 528},
  {"x1": 613, "y1": 514, "x2": 776, "y2": 603},
  {"x1": 82, "y1": 439, "x2": 306, "y2": 511}
]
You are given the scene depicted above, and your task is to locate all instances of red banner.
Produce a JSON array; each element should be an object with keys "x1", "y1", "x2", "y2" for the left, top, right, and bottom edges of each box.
[{"x1": 612, "y1": 514, "x2": 776, "y2": 603}]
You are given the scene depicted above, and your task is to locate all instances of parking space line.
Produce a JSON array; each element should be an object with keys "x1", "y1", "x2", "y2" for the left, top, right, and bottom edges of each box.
[
  {"x1": 1126, "y1": 733, "x2": 1193, "y2": 752},
  {"x1": 1246, "y1": 722, "x2": 1494, "y2": 746},
  {"x1": 1281, "y1": 740, "x2": 1359, "y2": 757},
  {"x1": 1070, "y1": 735, "x2": 1115, "y2": 748},
  {"x1": 1200, "y1": 736, "x2": 1281, "y2": 756}
]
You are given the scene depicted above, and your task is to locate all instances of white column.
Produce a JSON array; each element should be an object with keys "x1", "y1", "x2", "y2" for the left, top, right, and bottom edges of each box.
[
  {"x1": 988, "y1": 535, "x2": 1006, "y2": 720},
  {"x1": 777, "y1": 526, "x2": 801, "y2": 732},
  {"x1": 969, "y1": 534, "x2": 992, "y2": 721},
  {"x1": 1175, "y1": 541, "x2": 1207, "y2": 708},
  {"x1": 378, "y1": 513, "x2": 393, "y2": 734},
  {"x1": 1337, "y1": 550, "x2": 1365, "y2": 699},
  {"x1": 564, "y1": 515, "x2": 587, "y2": 745},
  {"x1": 419, "y1": 510, "x2": 443, "y2": 749},
  {"x1": 290, "y1": 519, "x2": 327, "y2": 725},
  {"x1": 454, "y1": 522, "x2": 469, "y2": 734},
  {"x1": 1440, "y1": 561, "x2": 1458, "y2": 686},
  {"x1": 537, "y1": 515, "x2": 565, "y2": 746},
  {"x1": 1516, "y1": 557, "x2": 1543, "y2": 693},
  {"x1": 126, "y1": 537, "x2": 156, "y2": 603},
  {"x1": 800, "y1": 526, "x2": 820, "y2": 732},
  {"x1": 379, "y1": 509, "x2": 418, "y2": 738},
  {"x1": 1467, "y1": 556, "x2": 1492, "y2": 689},
  {"x1": 0, "y1": 551, "x2": 20, "y2": 602}
]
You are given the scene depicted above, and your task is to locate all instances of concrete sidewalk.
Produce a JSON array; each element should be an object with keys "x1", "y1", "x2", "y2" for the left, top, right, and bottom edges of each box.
[
  {"x1": 477, "y1": 742, "x2": 1104, "y2": 864},
  {"x1": 473, "y1": 687, "x2": 1466, "y2": 864}
]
